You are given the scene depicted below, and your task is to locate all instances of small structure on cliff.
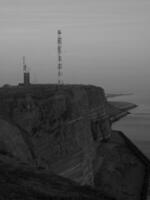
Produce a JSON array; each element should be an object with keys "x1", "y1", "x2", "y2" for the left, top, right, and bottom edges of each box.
[{"x1": 23, "y1": 56, "x2": 30, "y2": 86}]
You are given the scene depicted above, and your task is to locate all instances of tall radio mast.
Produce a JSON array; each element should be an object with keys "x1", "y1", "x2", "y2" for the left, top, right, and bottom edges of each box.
[{"x1": 57, "y1": 30, "x2": 63, "y2": 84}]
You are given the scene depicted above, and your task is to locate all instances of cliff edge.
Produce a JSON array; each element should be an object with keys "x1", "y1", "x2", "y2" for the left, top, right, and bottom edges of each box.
[{"x1": 0, "y1": 84, "x2": 149, "y2": 199}]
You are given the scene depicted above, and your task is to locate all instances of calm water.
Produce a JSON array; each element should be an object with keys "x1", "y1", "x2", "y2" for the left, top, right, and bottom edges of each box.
[{"x1": 111, "y1": 92, "x2": 150, "y2": 159}]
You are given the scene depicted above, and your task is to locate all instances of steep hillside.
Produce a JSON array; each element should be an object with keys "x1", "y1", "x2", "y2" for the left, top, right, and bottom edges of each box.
[
  {"x1": 0, "y1": 84, "x2": 149, "y2": 200},
  {"x1": 0, "y1": 85, "x2": 111, "y2": 185}
]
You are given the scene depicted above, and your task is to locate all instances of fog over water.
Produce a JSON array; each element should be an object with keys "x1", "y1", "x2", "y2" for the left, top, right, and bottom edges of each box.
[{"x1": 0, "y1": 0, "x2": 150, "y2": 93}]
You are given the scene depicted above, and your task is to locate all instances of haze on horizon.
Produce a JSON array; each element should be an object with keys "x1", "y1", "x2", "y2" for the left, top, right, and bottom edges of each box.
[{"x1": 0, "y1": 0, "x2": 150, "y2": 93}]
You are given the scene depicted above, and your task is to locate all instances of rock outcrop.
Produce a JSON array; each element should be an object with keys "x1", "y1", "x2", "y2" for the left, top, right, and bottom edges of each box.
[
  {"x1": 0, "y1": 85, "x2": 111, "y2": 185},
  {"x1": 0, "y1": 84, "x2": 149, "y2": 200}
]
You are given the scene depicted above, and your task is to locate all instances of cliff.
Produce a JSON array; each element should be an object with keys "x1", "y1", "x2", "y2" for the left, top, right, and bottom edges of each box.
[
  {"x1": 107, "y1": 101, "x2": 137, "y2": 123},
  {"x1": 0, "y1": 85, "x2": 111, "y2": 183},
  {"x1": 0, "y1": 84, "x2": 149, "y2": 199}
]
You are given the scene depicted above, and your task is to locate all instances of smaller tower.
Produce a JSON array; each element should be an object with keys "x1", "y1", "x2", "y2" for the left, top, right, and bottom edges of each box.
[
  {"x1": 23, "y1": 56, "x2": 30, "y2": 86},
  {"x1": 57, "y1": 30, "x2": 63, "y2": 85}
]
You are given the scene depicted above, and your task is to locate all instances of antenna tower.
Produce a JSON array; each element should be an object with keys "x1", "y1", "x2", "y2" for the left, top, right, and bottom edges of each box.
[
  {"x1": 57, "y1": 30, "x2": 63, "y2": 84},
  {"x1": 23, "y1": 56, "x2": 27, "y2": 72}
]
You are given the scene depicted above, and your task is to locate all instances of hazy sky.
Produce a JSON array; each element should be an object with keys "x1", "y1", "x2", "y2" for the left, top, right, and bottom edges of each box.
[{"x1": 0, "y1": 0, "x2": 150, "y2": 92}]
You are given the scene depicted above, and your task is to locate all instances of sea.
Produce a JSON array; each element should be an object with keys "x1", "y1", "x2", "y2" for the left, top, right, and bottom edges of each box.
[{"x1": 111, "y1": 92, "x2": 150, "y2": 159}]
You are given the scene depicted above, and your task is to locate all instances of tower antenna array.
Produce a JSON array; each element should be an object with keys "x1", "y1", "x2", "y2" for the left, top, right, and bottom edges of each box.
[{"x1": 57, "y1": 30, "x2": 63, "y2": 84}]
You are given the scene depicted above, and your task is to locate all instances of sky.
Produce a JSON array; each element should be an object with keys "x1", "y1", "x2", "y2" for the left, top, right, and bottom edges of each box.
[{"x1": 0, "y1": 0, "x2": 150, "y2": 92}]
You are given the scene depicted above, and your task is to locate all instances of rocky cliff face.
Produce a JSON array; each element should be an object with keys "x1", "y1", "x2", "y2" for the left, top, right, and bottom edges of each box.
[
  {"x1": 0, "y1": 85, "x2": 149, "y2": 200},
  {"x1": 0, "y1": 85, "x2": 111, "y2": 185}
]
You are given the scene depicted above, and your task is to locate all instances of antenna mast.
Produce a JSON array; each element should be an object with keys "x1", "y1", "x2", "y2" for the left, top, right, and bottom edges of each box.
[
  {"x1": 57, "y1": 30, "x2": 63, "y2": 84},
  {"x1": 23, "y1": 56, "x2": 27, "y2": 72}
]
